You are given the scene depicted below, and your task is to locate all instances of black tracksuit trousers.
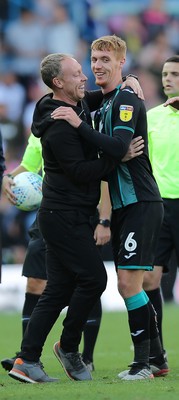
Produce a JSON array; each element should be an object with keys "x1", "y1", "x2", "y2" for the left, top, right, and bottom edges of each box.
[{"x1": 20, "y1": 208, "x2": 107, "y2": 361}]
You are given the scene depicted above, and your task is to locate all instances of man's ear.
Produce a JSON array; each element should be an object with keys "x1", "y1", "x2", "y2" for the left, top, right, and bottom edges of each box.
[
  {"x1": 53, "y1": 77, "x2": 63, "y2": 89},
  {"x1": 120, "y1": 58, "x2": 126, "y2": 66}
]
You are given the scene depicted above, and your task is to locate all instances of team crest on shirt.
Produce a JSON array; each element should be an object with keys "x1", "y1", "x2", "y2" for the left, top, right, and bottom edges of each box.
[{"x1": 119, "y1": 105, "x2": 134, "y2": 122}]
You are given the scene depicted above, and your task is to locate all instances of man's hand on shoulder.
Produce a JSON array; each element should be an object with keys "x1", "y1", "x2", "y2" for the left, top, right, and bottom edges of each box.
[
  {"x1": 51, "y1": 107, "x2": 82, "y2": 127},
  {"x1": 163, "y1": 97, "x2": 179, "y2": 110},
  {"x1": 121, "y1": 76, "x2": 144, "y2": 100}
]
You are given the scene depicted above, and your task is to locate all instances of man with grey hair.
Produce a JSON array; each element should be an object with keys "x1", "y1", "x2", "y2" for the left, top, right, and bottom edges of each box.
[
  {"x1": 8, "y1": 53, "x2": 118, "y2": 384},
  {"x1": 8, "y1": 52, "x2": 144, "y2": 384}
]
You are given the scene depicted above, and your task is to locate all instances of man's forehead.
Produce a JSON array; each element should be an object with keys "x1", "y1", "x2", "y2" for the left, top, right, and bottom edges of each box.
[
  {"x1": 163, "y1": 62, "x2": 179, "y2": 73},
  {"x1": 62, "y1": 57, "x2": 81, "y2": 71},
  {"x1": 91, "y1": 49, "x2": 114, "y2": 58},
  {"x1": 62, "y1": 57, "x2": 77, "y2": 66}
]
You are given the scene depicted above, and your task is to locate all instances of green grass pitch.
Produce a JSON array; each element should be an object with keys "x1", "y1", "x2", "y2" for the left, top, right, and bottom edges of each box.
[{"x1": 0, "y1": 303, "x2": 179, "y2": 400}]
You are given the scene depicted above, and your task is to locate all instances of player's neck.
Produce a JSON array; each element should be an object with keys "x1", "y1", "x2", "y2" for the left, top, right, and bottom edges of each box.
[{"x1": 101, "y1": 79, "x2": 123, "y2": 95}]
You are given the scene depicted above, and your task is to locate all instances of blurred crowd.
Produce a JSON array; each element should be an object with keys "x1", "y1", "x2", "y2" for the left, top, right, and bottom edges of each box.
[{"x1": 0, "y1": 0, "x2": 179, "y2": 264}]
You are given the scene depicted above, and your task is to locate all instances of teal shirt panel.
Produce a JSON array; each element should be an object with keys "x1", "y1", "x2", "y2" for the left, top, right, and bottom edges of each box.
[{"x1": 103, "y1": 88, "x2": 137, "y2": 209}]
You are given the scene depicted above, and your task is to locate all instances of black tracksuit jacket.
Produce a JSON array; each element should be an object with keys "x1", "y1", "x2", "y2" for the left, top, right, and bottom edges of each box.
[{"x1": 31, "y1": 92, "x2": 115, "y2": 215}]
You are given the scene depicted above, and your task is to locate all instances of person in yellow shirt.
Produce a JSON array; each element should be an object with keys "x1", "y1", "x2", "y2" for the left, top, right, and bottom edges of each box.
[{"x1": 143, "y1": 56, "x2": 179, "y2": 373}]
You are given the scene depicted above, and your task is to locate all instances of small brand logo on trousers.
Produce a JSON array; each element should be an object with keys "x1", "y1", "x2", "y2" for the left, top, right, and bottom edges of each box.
[{"x1": 131, "y1": 329, "x2": 144, "y2": 337}]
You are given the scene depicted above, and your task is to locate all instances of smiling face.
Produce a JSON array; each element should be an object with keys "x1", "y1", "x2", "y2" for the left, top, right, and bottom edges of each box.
[
  {"x1": 91, "y1": 49, "x2": 125, "y2": 94},
  {"x1": 54, "y1": 57, "x2": 87, "y2": 104},
  {"x1": 91, "y1": 35, "x2": 126, "y2": 94},
  {"x1": 162, "y1": 61, "x2": 179, "y2": 98}
]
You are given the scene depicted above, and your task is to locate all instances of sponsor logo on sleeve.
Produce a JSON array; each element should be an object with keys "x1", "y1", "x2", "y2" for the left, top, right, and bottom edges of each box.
[{"x1": 119, "y1": 105, "x2": 134, "y2": 122}]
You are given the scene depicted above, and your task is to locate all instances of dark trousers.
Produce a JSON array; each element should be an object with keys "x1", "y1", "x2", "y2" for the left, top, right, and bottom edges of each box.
[{"x1": 20, "y1": 208, "x2": 107, "y2": 361}]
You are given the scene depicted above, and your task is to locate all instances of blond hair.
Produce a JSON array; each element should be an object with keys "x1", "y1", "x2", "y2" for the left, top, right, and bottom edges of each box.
[{"x1": 91, "y1": 35, "x2": 127, "y2": 59}]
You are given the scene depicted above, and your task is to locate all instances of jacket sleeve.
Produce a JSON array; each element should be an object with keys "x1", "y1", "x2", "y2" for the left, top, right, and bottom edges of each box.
[
  {"x1": 77, "y1": 90, "x2": 141, "y2": 160},
  {"x1": 84, "y1": 90, "x2": 103, "y2": 112},
  {"x1": 47, "y1": 122, "x2": 115, "y2": 184}
]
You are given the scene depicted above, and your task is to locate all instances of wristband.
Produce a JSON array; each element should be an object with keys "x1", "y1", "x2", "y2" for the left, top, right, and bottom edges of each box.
[
  {"x1": 125, "y1": 74, "x2": 138, "y2": 81},
  {"x1": 98, "y1": 219, "x2": 110, "y2": 228},
  {"x1": 3, "y1": 173, "x2": 14, "y2": 179}
]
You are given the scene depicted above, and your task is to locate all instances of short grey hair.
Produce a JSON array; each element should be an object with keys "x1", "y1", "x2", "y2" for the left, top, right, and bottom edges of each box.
[{"x1": 40, "y1": 53, "x2": 73, "y2": 89}]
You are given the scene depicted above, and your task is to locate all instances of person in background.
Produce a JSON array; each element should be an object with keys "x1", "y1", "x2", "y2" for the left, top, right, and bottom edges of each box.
[
  {"x1": 3, "y1": 6, "x2": 46, "y2": 89},
  {"x1": 0, "y1": 129, "x2": 6, "y2": 284},
  {"x1": 0, "y1": 129, "x2": 5, "y2": 194},
  {"x1": 142, "y1": 55, "x2": 179, "y2": 363},
  {"x1": 1, "y1": 133, "x2": 48, "y2": 371}
]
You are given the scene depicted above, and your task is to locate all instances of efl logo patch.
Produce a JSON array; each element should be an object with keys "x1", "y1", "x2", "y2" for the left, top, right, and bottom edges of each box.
[{"x1": 119, "y1": 105, "x2": 133, "y2": 122}]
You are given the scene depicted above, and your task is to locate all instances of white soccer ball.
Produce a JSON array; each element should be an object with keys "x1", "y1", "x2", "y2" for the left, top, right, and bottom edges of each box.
[{"x1": 12, "y1": 172, "x2": 43, "y2": 211}]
